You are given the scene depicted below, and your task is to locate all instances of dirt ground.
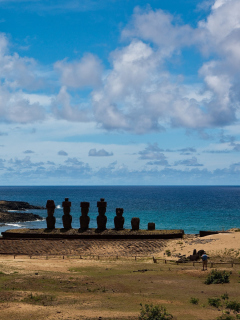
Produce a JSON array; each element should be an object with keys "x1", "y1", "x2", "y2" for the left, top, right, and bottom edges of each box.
[{"x1": 0, "y1": 232, "x2": 239, "y2": 320}]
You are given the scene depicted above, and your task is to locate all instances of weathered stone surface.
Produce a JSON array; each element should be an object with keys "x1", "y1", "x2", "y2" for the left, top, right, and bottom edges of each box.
[
  {"x1": 148, "y1": 222, "x2": 155, "y2": 230},
  {"x1": 189, "y1": 254, "x2": 199, "y2": 261},
  {"x1": 131, "y1": 217, "x2": 140, "y2": 231},
  {"x1": 96, "y1": 198, "x2": 107, "y2": 231},
  {"x1": 62, "y1": 198, "x2": 72, "y2": 230},
  {"x1": 46, "y1": 199, "x2": 56, "y2": 230},
  {"x1": 2, "y1": 228, "x2": 185, "y2": 239},
  {"x1": 79, "y1": 202, "x2": 90, "y2": 231},
  {"x1": 114, "y1": 208, "x2": 124, "y2": 230}
]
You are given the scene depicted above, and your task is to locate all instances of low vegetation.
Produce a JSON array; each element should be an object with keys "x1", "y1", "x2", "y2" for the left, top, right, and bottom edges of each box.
[
  {"x1": 0, "y1": 256, "x2": 240, "y2": 320},
  {"x1": 208, "y1": 293, "x2": 240, "y2": 319},
  {"x1": 139, "y1": 303, "x2": 173, "y2": 320},
  {"x1": 190, "y1": 297, "x2": 199, "y2": 305},
  {"x1": 205, "y1": 270, "x2": 231, "y2": 284}
]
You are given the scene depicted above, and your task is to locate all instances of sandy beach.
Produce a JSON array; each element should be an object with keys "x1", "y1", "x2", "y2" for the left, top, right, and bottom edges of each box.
[{"x1": 161, "y1": 229, "x2": 240, "y2": 261}]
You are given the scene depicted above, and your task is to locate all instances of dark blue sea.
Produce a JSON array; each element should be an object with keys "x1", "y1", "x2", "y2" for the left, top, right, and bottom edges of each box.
[{"x1": 0, "y1": 186, "x2": 240, "y2": 235}]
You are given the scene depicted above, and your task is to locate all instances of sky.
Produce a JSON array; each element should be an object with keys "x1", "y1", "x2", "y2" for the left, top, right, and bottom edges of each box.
[{"x1": 0, "y1": 0, "x2": 240, "y2": 185}]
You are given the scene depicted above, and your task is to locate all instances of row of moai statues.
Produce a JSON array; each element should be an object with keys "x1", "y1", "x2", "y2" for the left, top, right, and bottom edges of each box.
[{"x1": 46, "y1": 198, "x2": 153, "y2": 231}]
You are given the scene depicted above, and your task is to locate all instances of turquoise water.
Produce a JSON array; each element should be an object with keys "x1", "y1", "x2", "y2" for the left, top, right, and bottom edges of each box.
[{"x1": 0, "y1": 186, "x2": 240, "y2": 234}]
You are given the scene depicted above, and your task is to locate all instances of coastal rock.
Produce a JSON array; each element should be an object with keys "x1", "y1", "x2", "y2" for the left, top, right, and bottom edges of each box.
[
  {"x1": 0, "y1": 212, "x2": 44, "y2": 223},
  {"x1": 0, "y1": 200, "x2": 44, "y2": 223},
  {"x1": 0, "y1": 200, "x2": 44, "y2": 211}
]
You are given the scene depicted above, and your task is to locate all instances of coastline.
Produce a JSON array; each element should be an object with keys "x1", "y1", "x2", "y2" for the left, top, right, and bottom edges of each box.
[{"x1": 0, "y1": 200, "x2": 44, "y2": 223}]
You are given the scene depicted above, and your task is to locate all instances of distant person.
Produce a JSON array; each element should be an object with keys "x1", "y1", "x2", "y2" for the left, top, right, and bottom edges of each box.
[{"x1": 201, "y1": 252, "x2": 208, "y2": 271}]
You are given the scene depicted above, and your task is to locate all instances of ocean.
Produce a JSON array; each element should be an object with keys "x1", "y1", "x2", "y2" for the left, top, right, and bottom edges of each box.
[{"x1": 0, "y1": 186, "x2": 240, "y2": 235}]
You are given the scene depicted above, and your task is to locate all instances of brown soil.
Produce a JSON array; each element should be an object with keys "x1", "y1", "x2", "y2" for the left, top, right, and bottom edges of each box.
[{"x1": 0, "y1": 232, "x2": 239, "y2": 320}]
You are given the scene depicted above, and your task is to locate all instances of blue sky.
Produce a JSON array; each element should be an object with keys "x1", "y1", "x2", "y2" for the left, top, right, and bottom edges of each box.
[{"x1": 0, "y1": 0, "x2": 240, "y2": 185}]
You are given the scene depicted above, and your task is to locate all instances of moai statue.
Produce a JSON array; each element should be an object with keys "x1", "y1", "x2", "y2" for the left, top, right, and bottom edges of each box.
[
  {"x1": 79, "y1": 202, "x2": 90, "y2": 231},
  {"x1": 46, "y1": 200, "x2": 56, "y2": 229},
  {"x1": 114, "y1": 208, "x2": 124, "y2": 230},
  {"x1": 62, "y1": 198, "x2": 72, "y2": 230},
  {"x1": 148, "y1": 222, "x2": 155, "y2": 230},
  {"x1": 96, "y1": 198, "x2": 107, "y2": 231},
  {"x1": 131, "y1": 217, "x2": 140, "y2": 231}
]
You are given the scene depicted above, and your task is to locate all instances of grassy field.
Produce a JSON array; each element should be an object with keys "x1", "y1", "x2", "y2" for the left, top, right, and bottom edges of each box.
[{"x1": 0, "y1": 256, "x2": 239, "y2": 319}]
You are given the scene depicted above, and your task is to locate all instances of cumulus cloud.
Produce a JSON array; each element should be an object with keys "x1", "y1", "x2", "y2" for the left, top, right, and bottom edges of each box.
[
  {"x1": 0, "y1": 33, "x2": 46, "y2": 123},
  {"x1": 0, "y1": 33, "x2": 44, "y2": 90},
  {"x1": 64, "y1": 157, "x2": 84, "y2": 165},
  {"x1": 0, "y1": 86, "x2": 46, "y2": 123},
  {"x1": 138, "y1": 143, "x2": 168, "y2": 165},
  {"x1": 88, "y1": 148, "x2": 113, "y2": 157},
  {"x1": 90, "y1": 1, "x2": 240, "y2": 133},
  {"x1": 92, "y1": 35, "x2": 206, "y2": 132},
  {"x1": 174, "y1": 157, "x2": 203, "y2": 167},
  {"x1": 54, "y1": 54, "x2": 103, "y2": 88},
  {"x1": 58, "y1": 150, "x2": 68, "y2": 156},
  {"x1": 52, "y1": 86, "x2": 91, "y2": 122},
  {"x1": 138, "y1": 143, "x2": 164, "y2": 159},
  {"x1": 1, "y1": 0, "x2": 240, "y2": 135},
  {"x1": 122, "y1": 7, "x2": 194, "y2": 56},
  {"x1": 8, "y1": 156, "x2": 44, "y2": 168}
]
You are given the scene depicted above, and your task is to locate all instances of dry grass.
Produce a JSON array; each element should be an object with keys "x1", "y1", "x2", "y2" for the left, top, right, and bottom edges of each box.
[{"x1": 0, "y1": 256, "x2": 240, "y2": 320}]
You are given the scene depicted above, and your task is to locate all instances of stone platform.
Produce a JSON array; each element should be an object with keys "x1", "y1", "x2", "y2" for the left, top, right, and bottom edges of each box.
[{"x1": 2, "y1": 228, "x2": 184, "y2": 239}]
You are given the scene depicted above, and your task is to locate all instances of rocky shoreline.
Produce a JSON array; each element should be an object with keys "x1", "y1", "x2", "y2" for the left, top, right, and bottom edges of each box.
[{"x1": 0, "y1": 200, "x2": 44, "y2": 223}]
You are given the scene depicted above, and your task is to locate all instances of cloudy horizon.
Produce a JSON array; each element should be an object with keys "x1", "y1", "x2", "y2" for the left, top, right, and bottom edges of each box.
[{"x1": 0, "y1": 0, "x2": 240, "y2": 185}]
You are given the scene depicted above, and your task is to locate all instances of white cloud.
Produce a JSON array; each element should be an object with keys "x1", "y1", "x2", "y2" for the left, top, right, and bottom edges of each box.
[
  {"x1": 0, "y1": 33, "x2": 47, "y2": 123},
  {"x1": 212, "y1": 0, "x2": 232, "y2": 10},
  {"x1": 174, "y1": 157, "x2": 203, "y2": 167},
  {"x1": 138, "y1": 143, "x2": 169, "y2": 166},
  {"x1": 0, "y1": 87, "x2": 46, "y2": 123},
  {"x1": 88, "y1": 148, "x2": 113, "y2": 157},
  {"x1": 0, "y1": 34, "x2": 44, "y2": 90},
  {"x1": 52, "y1": 86, "x2": 91, "y2": 122},
  {"x1": 90, "y1": 1, "x2": 240, "y2": 133},
  {"x1": 0, "y1": 0, "x2": 240, "y2": 135},
  {"x1": 54, "y1": 54, "x2": 103, "y2": 88},
  {"x1": 122, "y1": 7, "x2": 194, "y2": 58}
]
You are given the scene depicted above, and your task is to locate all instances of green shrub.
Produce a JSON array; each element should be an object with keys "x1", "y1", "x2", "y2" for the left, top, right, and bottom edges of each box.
[
  {"x1": 165, "y1": 250, "x2": 171, "y2": 257},
  {"x1": 217, "y1": 315, "x2": 235, "y2": 320},
  {"x1": 205, "y1": 270, "x2": 230, "y2": 285},
  {"x1": 139, "y1": 303, "x2": 173, "y2": 320},
  {"x1": 190, "y1": 297, "x2": 199, "y2": 305},
  {"x1": 208, "y1": 294, "x2": 240, "y2": 320},
  {"x1": 226, "y1": 301, "x2": 240, "y2": 314},
  {"x1": 208, "y1": 298, "x2": 221, "y2": 308}
]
